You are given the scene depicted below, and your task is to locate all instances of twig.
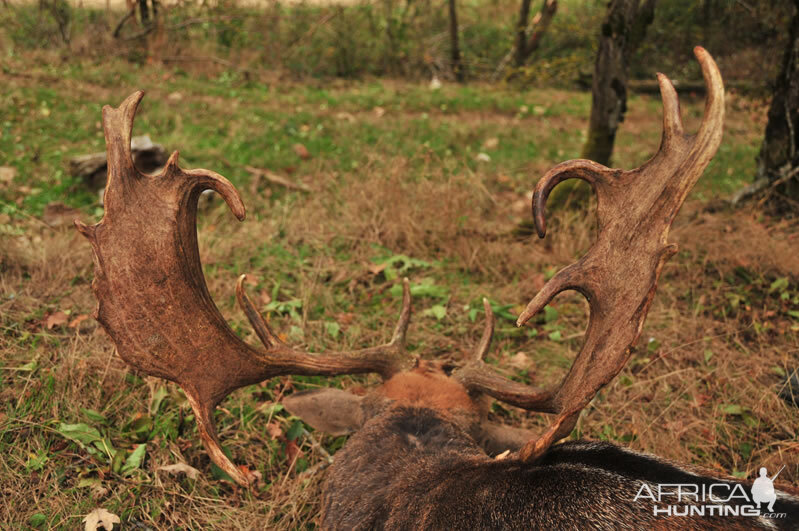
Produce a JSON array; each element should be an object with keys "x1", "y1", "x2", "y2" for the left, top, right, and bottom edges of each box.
[
  {"x1": 300, "y1": 429, "x2": 334, "y2": 477},
  {"x1": 285, "y1": 10, "x2": 338, "y2": 55},
  {"x1": 112, "y1": 9, "x2": 136, "y2": 39},
  {"x1": 246, "y1": 166, "x2": 312, "y2": 192}
]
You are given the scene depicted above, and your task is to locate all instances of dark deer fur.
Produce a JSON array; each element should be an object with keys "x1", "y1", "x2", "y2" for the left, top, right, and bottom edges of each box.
[{"x1": 286, "y1": 368, "x2": 799, "y2": 530}]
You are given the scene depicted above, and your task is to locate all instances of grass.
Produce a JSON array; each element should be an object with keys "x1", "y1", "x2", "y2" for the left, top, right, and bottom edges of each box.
[{"x1": 1, "y1": 50, "x2": 798, "y2": 529}]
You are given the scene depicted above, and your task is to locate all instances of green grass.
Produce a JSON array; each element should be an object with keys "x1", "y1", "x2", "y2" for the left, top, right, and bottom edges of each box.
[
  {"x1": 0, "y1": 58, "x2": 760, "y2": 218},
  {"x1": 1, "y1": 52, "x2": 798, "y2": 529}
]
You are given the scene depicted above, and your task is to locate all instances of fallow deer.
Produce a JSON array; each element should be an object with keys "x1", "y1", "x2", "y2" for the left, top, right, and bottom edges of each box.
[{"x1": 76, "y1": 47, "x2": 798, "y2": 529}]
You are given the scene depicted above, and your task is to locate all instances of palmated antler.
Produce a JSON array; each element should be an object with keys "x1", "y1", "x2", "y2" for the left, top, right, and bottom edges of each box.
[
  {"x1": 75, "y1": 91, "x2": 414, "y2": 486},
  {"x1": 456, "y1": 46, "x2": 724, "y2": 461}
]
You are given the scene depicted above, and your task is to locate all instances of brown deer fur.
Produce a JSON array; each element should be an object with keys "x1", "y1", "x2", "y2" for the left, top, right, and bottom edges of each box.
[{"x1": 286, "y1": 372, "x2": 799, "y2": 530}]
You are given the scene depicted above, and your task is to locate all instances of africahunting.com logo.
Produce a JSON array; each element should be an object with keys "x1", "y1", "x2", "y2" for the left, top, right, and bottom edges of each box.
[{"x1": 633, "y1": 466, "x2": 788, "y2": 519}]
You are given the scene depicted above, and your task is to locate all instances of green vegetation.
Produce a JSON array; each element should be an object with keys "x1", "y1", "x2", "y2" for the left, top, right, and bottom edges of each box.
[
  {"x1": 1, "y1": 0, "x2": 790, "y2": 85},
  {"x1": 0, "y1": 59, "x2": 765, "y2": 219}
]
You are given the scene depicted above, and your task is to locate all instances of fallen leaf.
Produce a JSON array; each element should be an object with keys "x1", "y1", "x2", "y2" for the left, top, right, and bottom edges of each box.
[
  {"x1": 507, "y1": 352, "x2": 530, "y2": 370},
  {"x1": 285, "y1": 439, "x2": 302, "y2": 463},
  {"x1": 482, "y1": 137, "x2": 499, "y2": 150},
  {"x1": 373, "y1": 106, "x2": 386, "y2": 118},
  {"x1": 158, "y1": 462, "x2": 200, "y2": 480},
  {"x1": 336, "y1": 312, "x2": 355, "y2": 326},
  {"x1": 266, "y1": 421, "x2": 283, "y2": 440},
  {"x1": 0, "y1": 166, "x2": 16, "y2": 183},
  {"x1": 46, "y1": 311, "x2": 69, "y2": 330},
  {"x1": 83, "y1": 508, "x2": 120, "y2": 531},
  {"x1": 293, "y1": 143, "x2": 311, "y2": 160},
  {"x1": 367, "y1": 263, "x2": 387, "y2": 275},
  {"x1": 69, "y1": 314, "x2": 90, "y2": 329}
]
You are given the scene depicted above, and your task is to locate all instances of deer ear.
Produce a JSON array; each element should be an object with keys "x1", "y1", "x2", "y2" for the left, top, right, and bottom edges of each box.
[{"x1": 282, "y1": 389, "x2": 365, "y2": 436}]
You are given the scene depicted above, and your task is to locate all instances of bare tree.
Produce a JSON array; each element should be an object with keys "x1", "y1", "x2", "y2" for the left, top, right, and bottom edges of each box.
[
  {"x1": 448, "y1": 0, "x2": 465, "y2": 82},
  {"x1": 582, "y1": 0, "x2": 656, "y2": 166},
  {"x1": 514, "y1": 0, "x2": 558, "y2": 68},
  {"x1": 545, "y1": 0, "x2": 655, "y2": 209}
]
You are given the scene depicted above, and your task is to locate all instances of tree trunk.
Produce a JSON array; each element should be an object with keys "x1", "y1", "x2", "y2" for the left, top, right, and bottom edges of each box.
[
  {"x1": 582, "y1": 0, "x2": 656, "y2": 166},
  {"x1": 754, "y1": 0, "x2": 799, "y2": 212},
  {"x1": 448, "y1": 0, "x2": 465, "y2": 82},
  {"x1": 514, "y1": 0, "x2": 533, "y2": 68},
  {"x1": 138, "y1": 0, "x2": 149, "y2": 26},
  {"x1": 543, "y1": 0, "x2": 655, "y2": 210},
  {"x1": 514, "y1": 0, "x2": 558, "y2": 67}
]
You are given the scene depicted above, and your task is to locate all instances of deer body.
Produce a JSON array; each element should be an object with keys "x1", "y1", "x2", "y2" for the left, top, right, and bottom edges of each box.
[{"x1": 288, "y1": 369, "x2": 799, "y2": 530}]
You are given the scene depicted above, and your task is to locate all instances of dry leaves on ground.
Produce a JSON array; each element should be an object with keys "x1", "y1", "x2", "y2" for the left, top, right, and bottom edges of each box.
[{"x1": 83, "y1": 508, "x2": 120, "y2": 531}]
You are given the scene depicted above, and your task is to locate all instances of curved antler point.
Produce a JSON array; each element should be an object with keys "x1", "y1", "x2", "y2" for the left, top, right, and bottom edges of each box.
[
  {"x1": 472, "y1": 298, "x2": 495, "y2": 361},
  {"x1": 73, "y1": 219, "x2": 96, "y2": 241},
  {"x1": 656, "y1": 71, "x2": 683, "y2": 140},
  {"x1": 165, "y1": 150, "x2": 180, "y2": 172},
  {"x1": 236, "y1": 274, "x2": 247, "y2": 293}
]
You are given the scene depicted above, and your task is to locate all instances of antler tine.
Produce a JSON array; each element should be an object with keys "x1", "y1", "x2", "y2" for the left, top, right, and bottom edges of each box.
[
  {"x1": 235, "y1": 275, "x2": 414, "y2": 381},
  {"x1": 657, "y1": 71, "x2": 684, "y2": 140},
  {"x1": 459, "y1": 48, "x2": 725, "y2": 462},
  {"x1": 530, "y1": 159, "x2": 612, "y2": 239},
  {"x1": 454, "y1": 298, "x2": 554, "y2": 411},
  {"x1": 472, "y1": 298, "x2": 495, "y2": 362},
  {"x1": 236, "y1": 275, "x2": 282, "y2": 349},
  {"x1": 78, "y1": 93, "x2": 416, "y2": 486},
  {"x1": 516, "y1": 263, "x2": 593, "y2": 328},
  {"x1": 389, "y1": 277, "x2": 412, "y2": 348}
]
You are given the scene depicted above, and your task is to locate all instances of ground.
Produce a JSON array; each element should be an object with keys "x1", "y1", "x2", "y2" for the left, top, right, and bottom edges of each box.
[{"x1": 1, "y1": 51, "x2": 798, "y2": 529}]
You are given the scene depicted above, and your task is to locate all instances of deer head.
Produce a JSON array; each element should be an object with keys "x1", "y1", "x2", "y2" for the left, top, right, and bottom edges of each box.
[{"x1": 76, "y1": 46, "x2": 724, "y2": 486}]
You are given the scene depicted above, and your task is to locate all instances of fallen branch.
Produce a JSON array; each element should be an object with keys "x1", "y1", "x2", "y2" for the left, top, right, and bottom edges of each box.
[
  {"x1": 112, "y1": 9, "x2": 136, "y2": 39},
  {"x1": 245, "y1": 166, "x2": 312, "y2": 192},
  {"x1": 731, "y1": 165, "x2": 799, "y2": 207}
]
